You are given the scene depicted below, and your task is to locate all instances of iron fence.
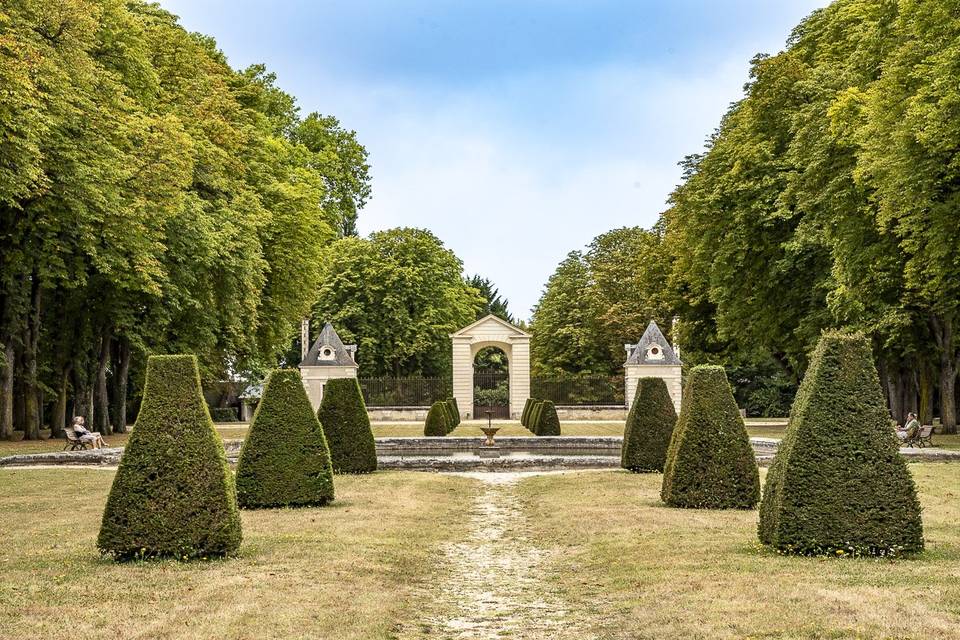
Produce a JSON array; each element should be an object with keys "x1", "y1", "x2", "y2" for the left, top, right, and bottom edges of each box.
[
  {"x1": 359, "y1": 377, "x2": 450, "y2": 407},
  {"x1": 531, "y1": 375, "x2": 624, "y2": 406}
]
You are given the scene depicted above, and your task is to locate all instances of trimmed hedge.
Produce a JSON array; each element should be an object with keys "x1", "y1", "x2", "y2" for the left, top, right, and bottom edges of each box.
[
  {"x1": 536, "y1": 400, "x2": 561, "y2": 436},
  {"x1": 210, "y1": 407, "x2": 238, "y2": 422},
  {"x1": 621, "y1": 377, "x2": 677, "y2": 472},
  {"x1": 527, "y1": 401, "x2": 544, "y2": 435},
  {"x1": 758, "y1": 332, "x2": 924, "y2": 556},
  {"x1": 235, "y1": 369, "x2": 334, "y2": 509},
  {"x1": 440, "y1": 400, "x2": 455, "y2": 434},
  {"x1": 317, "y1": 378, "x2": 378, "y2": 474},
  {"x1": 448, "y1": 397, "x2": 461, "y2": 427},
  {"x1": 520, "y1": 398, "x2": 534, "y2": 427},
  {"x1": 661, "y1": 365, "x2": 759, "y2": 509},
  {"x1": 97, "y1": 355, "x2": 242, "y2": 560},
  {"x1": 424, "y1": 401, "x2": 448, "y2": 436}
]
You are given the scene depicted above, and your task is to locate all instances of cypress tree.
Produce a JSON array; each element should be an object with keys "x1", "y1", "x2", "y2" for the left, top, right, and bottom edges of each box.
[
  {"x1": 97, "y1": 355, "x2": 242, "y2": 560},
  {"x1": 536, "y1": 400, "x2": 561, "y2": 436},
  {"x1": 520, "y1": 398, "x2": 534, "y2": 427},
  {"x1": 424, "y1": 401, "x2": 448, "y2": 436},
  {"x1": 317, "y1": 378, "x2": 377, "y2": 473},
  {"x1": 621, "y1": 377, "x2": 677, "y2": 472},
  {"x1": 661, "y1": 365, "x2": 759, "y2": 509},
  {"x1": 759, "y1": 332, "x2": 924, "y2": 556},
  {"x1": 235, "y1": 369, "x2": 334, "y2": 509}
]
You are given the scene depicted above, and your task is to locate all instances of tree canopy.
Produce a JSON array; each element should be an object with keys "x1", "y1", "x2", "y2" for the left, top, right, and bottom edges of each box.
[
  {"x1": 311, "y1": 228, "x2": 483, "y2": 378},
  {"x1": 0, "y1": 0, "x2": 370, "y2": 440}
]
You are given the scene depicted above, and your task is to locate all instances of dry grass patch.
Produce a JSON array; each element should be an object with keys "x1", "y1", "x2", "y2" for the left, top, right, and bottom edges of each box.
[
  {"x1": 0, "y1": 468, "x2": 475, "y2": 640},
  {"x1": 518, "y1": 465, "x2": 960, "y2": 639}
]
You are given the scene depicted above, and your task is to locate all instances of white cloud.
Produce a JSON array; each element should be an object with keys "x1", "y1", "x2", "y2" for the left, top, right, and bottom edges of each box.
[{"x1": 340, "y1": 57, "x2": 754, "y2": 319}]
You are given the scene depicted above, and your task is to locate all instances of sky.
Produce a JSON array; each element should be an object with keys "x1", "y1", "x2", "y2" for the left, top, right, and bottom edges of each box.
[{"x1": 159, "y1": 0, "x2": 829, "y2": 322}]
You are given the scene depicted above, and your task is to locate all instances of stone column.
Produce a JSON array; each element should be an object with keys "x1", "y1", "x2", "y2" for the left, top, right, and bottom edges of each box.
[
  {"x1": 509, "y1": 337, "x2": 531, "y2": 419},
  {"x1": 451, "y1": 336, "x2": 474, "y2": 418}
]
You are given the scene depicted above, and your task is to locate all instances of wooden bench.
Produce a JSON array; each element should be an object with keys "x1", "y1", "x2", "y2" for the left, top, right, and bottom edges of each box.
[
  {"x1": 904, "y1": 425, "x2": 935, "y2": 448},
  {"x1": 63, "y1": 429, "x2": 90, "y2": 451}
]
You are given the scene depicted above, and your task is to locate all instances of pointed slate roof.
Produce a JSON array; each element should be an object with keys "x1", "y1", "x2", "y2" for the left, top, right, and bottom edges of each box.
[
  {"x1": 301, "y1": 322, "x2": 358, "y2": 367},
  {"x1": 625, "y1": 321, "x2": 681, "y2": 366}
]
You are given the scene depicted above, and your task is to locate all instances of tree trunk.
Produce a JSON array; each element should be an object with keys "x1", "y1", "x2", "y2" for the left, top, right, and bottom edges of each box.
[
  {"x1": 21, "y1": 276, "x2": 41, "y2": 440},
  {"x1": 0, "y1": 340, "x2": 13, "y2": 441},
  {"x1": 931, "y1": 314, "x2": 958, "y2": 434},
  {"x1": 94, "y1": 326, "x2": 112, "y2": 435},
  {"x1": 919, "y1": 363, "x2": 934, "y2": 426},
  {"x1": 878, "y1": 360, "x2": 892, "y2": 419},
  {"x1": 111, "y1": 337, "x2": 130, "y2": 433},
  {"x1": 50, "y1": 364, "x2": 71, "y2": 438}
]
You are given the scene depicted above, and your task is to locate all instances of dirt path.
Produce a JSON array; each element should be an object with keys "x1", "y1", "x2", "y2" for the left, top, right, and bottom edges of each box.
[{"x1": 407, "y1": 472, "x2": 583, "y2": 640}]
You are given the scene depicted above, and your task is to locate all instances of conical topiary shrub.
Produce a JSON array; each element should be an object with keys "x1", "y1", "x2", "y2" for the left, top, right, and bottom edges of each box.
[
  {"x1": 621, "y1": 377, "x2": 677, "y2": 472},
  {"x1": 759, "y1": 332, "x2": 924, "y2": 556},
  {"x1": 535, "y1": 400, "x2": 561, "y2": 436},
  {"x1": 441, "y1": 401, "x2": 455, "y2": 434},
  {"x1": 317, "y1": 378, "x2": 377, "y2": 473},
  {"x1": 448, "y1": 398, "x2": 461, "y2": 427},
  {"x1": 661, "y1": 365, "x2": 759, "y2": 509},
  {"x1": 424, "y1": 401, "x2": 448, "y2": 436},
  {"x1": 235, "y1": 369, "x2": 334, "y2": 509},
  {"x1": 520, "y1": 398, "x2": 534, "y2": 427},
  {"x1": 97, "y1": 355, "x2": 242, "y2": 560},
  {"x1": 527, "y1": 401, "x2": 544, "y2": 435}
]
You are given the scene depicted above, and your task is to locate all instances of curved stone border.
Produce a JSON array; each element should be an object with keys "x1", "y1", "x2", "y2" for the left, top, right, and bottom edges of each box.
[{"x1": 3, "y1": 436, "x2": 958, "y2": 469}]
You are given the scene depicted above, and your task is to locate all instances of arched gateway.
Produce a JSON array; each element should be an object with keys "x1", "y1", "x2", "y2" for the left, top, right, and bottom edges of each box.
[{"x1": 451, "y1": 315, "x2": 531, "y2": 419}]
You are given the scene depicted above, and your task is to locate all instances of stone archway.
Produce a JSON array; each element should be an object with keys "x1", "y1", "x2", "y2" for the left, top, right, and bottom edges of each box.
[{"x1": 451, "y1": 315, "x2": 531, "y2": 419}]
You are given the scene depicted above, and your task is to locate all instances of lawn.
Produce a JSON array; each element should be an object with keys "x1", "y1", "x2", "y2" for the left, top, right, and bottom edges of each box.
[
  {"x1": 0, "y1": 468, "x2": 476, "y2": 640},
  {"x1": 519, "y1": 465, "x2": 960, "y2": 639},
  {"x1": 1, "y1": 464, "x2": 958, "y2": 638}
]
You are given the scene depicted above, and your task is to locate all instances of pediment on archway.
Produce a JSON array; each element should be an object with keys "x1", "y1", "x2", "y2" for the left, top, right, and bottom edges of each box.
[{"x1": 450, "y1": 314, "x2": 531, "y2": 340}]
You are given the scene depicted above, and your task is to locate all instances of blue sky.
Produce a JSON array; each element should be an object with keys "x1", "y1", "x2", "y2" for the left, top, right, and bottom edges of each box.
[{"x1": 159, "y1": 0, "x2": 828, "y2": 322}]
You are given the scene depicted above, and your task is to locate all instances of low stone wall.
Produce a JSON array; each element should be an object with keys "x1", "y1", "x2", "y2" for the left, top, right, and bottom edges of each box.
[
  {"x1": 5, "y1": 436, "x2": 959, "y2": 468},
  {"x1": 368, "y1": 407, "x2": 429, "y2": 422},
  {"x1": 555, "y1": 406, "x2": 626, "y2": 420}
]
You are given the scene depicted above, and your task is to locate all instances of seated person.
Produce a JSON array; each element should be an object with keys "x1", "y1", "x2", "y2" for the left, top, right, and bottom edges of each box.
[
  {"x1": 897, "y1": 412, "x2": 920, "y2": 442},
  {"x1": 70, "y1": 416, "x2": 105, "y2": 449}
]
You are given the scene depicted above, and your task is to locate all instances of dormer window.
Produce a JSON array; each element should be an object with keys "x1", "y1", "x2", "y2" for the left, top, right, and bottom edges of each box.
[
  {"x1": 646, "y1": 344, "x2": 664, "y2": 361},
  {"x1": 319, "y1": 345, "x2": 335, "y2": 360}
]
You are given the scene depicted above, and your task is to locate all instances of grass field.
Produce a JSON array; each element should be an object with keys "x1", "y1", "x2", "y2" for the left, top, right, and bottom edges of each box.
[
  {"x1": 520, "y1": 465, "x2": 960, "y2": 639},
  {"x1": 1, "y1": 465, "x2": 958, "y2": 638},
  {"x1": 2, "y1": 419, "x2": 958, "y2": 457},
  {"x1": 0, "y1": 468, "x2": 476, "y2": 640}
]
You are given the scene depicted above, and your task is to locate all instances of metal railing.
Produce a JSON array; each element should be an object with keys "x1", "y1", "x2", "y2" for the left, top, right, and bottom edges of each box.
[
  {"x1": 531, "y1": 375, "x2": 624, "y2": 406},
  {"x1": 359, "y1": 377, "x2": 450, "y2": 407}
]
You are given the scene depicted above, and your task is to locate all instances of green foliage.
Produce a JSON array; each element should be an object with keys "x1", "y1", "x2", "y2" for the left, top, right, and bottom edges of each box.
[
  {"x1": 467, "y1": 275, "x2": 514, "y2": 324},
  {"x1": 311, "y1": 228, "x2": 483, "y2": 378},
  {"x1": 527, "y1": 401, "x2": 544, "y2": 436},
  {"x1": 474, "y1": 380, "x2": 508, "y2": 406},
  {"x1": 209, "y1": 407, "x2": 238, "y2": 422},
  {"x1": 531, "y1": 227, "x2": 674, "y2": 377},
  {"x1": 661, "y1": 366, "x2": 759, "y2": 509},
  {"x1": 0, "y1": 1, "x2": 371, "y2": 440},
  {"x1": 424, "y1": 401, "x2": 448, "y2": 437},
  {"x1": 534, "y1": 400, "x2": 561, "y2": 436},
  {"x1": 439, "y1": 401, "x2": 454, "y2": 434},
  {"x1": 446, "y1": 398, "x2": 460, "y2": 431},
  {"x1": 520, "y1": 398, "x2": 534, "y2": 427},
  {"x1": 621, "y1": 378, "x2": 677, "y2": 472},
  {"x1": 449, "y1": 397, "x2": 461, "y2": 424},
  {"x1": 97, "y1": 355, "x2": 241, "y2": 560},
  {"x1": 759, "y1": 333, "x2": 923, "y2": 556},
  {"x1": 235, "y1": 369, "x2": 334, "y2": 509},
  {"x1": 317, "y1": 378, "x2": 377, "y2": 473}
]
